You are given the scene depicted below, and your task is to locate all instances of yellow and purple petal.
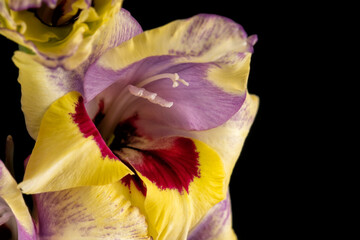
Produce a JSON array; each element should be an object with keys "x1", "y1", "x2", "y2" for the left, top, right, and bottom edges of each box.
[
  {"x1": 188, "y1": 192, "x2": 237, "y2": 240},
  {"x1": 7, "y1": 0, "x2": 58, "y2": 11},
  {"x1": 84, "y1": 14, "x2": 255, "y2": 131},
  {"x1": 188, "y1": 92, "x2": 259, "y2": 187},
  {"x1": 33, "y1": 183, "x2": 150, "y2": 239},
  {"x1": 18, "y1": 91, "x2": 133, "y2": 194},
  {"x1": 0, "y1": 160, "x2": 36, "y2": 240}
]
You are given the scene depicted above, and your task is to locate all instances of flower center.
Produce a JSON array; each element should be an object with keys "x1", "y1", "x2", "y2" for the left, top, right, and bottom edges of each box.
[
  {"x1": 33, "y1": 0, "x2": 87, "y2": 27},
  {"x1": 97, "y1": 72, "x2": 189, "y2": 142},
  {"x1": 85, "y1": 69, "x2": 199, "y2": 196},
  {"x1": 107, "y1": 117, "x2": 200, "y2": 196}
]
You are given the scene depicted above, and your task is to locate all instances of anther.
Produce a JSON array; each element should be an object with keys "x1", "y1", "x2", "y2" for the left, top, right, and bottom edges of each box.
[{"x1": 128, "y1": 85, "x2": 173, "y2": 108}]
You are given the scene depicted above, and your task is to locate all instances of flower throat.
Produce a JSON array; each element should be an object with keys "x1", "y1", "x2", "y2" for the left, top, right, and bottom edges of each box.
[
  {"x1": 97, "y1": 72, "x2": 189, "y2": 143},
  {"x1": 31, "y1": 0, "x2": 91, "y2": 27}
]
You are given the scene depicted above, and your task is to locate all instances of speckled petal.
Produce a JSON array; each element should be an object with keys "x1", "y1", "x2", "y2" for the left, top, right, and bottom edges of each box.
[
  {"x1": 34, "y1": 183, "x2": 151, "y2": 239},
  {"x1": 188, "y1": 192, "x2": 237, "y2": 240},
  {"x1": 8, "y1": 0, "x2": 58, "y2": 11}
]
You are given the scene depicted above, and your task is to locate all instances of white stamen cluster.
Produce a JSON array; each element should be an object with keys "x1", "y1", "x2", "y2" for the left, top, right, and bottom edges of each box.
[
  {"x1": 128, "y1": 85, "x2": 173, "y2": 108},
  {"x1": 97, "y1": 73, "x2": 189, "y2": 141},
  {"x1": 130, "y1": 73, "x2": 189, "y2": 108}
]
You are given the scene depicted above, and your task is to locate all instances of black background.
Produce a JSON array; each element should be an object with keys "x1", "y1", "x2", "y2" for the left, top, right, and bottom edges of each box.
[{"x1": 0, "y1": 1, "x2": 325, "y2": 239}]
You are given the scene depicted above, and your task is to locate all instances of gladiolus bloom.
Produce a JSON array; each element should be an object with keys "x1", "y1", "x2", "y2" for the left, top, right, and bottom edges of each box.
[{"x1": 15, "y1": 14, "x2": 259, "y2": 239}]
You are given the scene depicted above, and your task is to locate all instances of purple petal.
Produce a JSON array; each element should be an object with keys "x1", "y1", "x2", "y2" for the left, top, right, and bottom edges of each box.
[
  {"x1": 144, "y1": 63, "x2": 246, "y2": 130},
  {"x1": 86, "y1": 55, "x2": 246, "y2": 131}
]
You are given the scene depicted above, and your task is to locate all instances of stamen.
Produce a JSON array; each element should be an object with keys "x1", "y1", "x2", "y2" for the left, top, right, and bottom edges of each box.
[
  {"x1": 128, "y1": 85, "x2": 173, "y2": 108},
  {"x1": 137, "y1": 73, "x2": 189, "y2": 88},
  {"x1": 106, "y1": 134, "x2": 115, "y2": 146},
  {"x1": 96, "y1": 72, "x2": 188, "y2": 141}
]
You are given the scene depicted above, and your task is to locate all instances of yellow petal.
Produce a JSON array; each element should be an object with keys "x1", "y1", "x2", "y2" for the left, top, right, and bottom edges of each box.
[
  {"x1": 95, "y1": 14, "x2": 255, "y2": 94},
  {"x1": 190, "y1": 92, "x2": 259, "y2": 186},
  {"x1": 13, "y1": 51, "x2": 74, "y2": 139},
  {"x1": 19, "y1": 91, "x2": 133, "y2": 194}
]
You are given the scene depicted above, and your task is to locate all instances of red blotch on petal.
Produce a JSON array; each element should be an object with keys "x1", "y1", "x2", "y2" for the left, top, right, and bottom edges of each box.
[
  {"x1": 70, "y1": 96, "x2": 118, "y2": 160},
  {"x1": 133, "y1": 137, "x2": 200, "y2": 194}
]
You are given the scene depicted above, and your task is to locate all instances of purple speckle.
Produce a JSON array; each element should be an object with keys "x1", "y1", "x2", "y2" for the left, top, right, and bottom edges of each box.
[
  {"x1": 8, "y1": 0, "x2": 57, "y2": 11},
  {"x1": 188, "y1": 193, "x2": 232, "y2": 240}
]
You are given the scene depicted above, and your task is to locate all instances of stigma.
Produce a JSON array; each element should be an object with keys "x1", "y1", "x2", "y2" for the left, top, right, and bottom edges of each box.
[{"x1": 137, "y1": 73, "x2": 189, "y2": 88}]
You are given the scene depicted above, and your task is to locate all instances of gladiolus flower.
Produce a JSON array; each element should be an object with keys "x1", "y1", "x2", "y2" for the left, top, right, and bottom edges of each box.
[
  {"x1": 15, "y1": 14, "x2": 259, "y2": 239},
  {"x1": 0, "y1": 0, "x2": 136, "y2": 69}
]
